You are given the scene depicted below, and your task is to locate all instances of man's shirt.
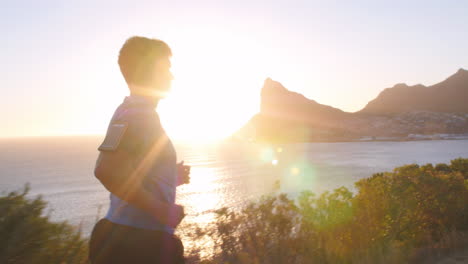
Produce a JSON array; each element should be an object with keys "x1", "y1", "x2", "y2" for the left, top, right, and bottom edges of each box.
[{"x1": 99, "y1": 95, "x2": 177, "y2": 234}]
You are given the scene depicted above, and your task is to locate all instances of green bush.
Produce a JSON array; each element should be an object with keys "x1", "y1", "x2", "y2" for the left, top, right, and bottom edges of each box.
[
  {"x1": 450, "y1": 158, "x2": 468, "y2": 179},
  {"x1": 192, "y1": 158, "x2": 468, "y2": 264},
  {"x1": 0, "y1": 185, "x2": 88, "y2": 264},
  {"x1": 3, "y1": 158, "x2": 468, "y2": 263}
]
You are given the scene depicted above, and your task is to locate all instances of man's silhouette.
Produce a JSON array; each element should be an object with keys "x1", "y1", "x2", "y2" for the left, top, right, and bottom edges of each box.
[{"x1": 89, "y1": 36, "x2": 190, "y2": 264}]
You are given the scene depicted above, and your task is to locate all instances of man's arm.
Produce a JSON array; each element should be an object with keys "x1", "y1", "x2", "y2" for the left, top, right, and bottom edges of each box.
[
  {"x1": 176, "y1": 161, "x2": 191, "y2": 186},
  {"x1": 94, "y1": 148, "x2": 184, "y2": 228}
]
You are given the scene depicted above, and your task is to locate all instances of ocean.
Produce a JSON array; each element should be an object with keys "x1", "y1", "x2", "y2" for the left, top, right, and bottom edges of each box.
[{"x1": 1, "y1": 136, "x2": 468, "y2": 237}]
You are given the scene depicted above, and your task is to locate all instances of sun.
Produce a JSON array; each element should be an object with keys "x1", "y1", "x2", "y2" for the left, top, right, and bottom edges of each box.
[
  {"x1": 154, "y1": 35, "x2": 265, "y2": 143},
  {"x1": 158, "y1": 77, "x2": 256, "y2": 143}
]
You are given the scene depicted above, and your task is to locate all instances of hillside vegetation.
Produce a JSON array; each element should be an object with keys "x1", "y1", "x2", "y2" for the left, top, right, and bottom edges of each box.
[
  {"x1": 1, "y1": 158, "x2": 467, "y2": 263},
  {"x1": 189, "y1": 158, "x2": 468, "y2": 263}
]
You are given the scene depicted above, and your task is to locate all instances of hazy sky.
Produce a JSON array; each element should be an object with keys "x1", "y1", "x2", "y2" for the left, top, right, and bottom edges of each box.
[{"x1": 2, "y1": 0, "x2": 467, "y2": 140}]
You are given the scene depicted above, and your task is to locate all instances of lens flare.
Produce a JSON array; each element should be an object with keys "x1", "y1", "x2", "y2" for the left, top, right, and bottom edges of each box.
[
  {"x1": 260, "y1": 147, "x2": 275, "y2": 163},
  {"x1": 278, "y1": 160, "x2": 317, "y2": 194},
  {"x1": 291, "y1": 167, "x2": 300, "y2": 175}
]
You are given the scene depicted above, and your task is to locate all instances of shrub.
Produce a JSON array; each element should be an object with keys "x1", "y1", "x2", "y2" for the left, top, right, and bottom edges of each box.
[
  {"x1": 450, "y1": 158, "x2": 468, "y2": 179},
  {"x1": 193, "y1": 158, "x2": 468, "y2": 264},
  {"x1": 0, "y1": 185, "x2": 88, "y2": 264}
]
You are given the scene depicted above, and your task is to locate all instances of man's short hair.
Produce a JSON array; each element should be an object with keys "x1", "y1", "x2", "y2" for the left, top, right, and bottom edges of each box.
[{"x1": 118, "y1": 36, "x2": 172, "y2": 87}]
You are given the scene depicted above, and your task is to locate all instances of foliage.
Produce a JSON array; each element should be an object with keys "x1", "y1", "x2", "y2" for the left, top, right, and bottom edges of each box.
[
  {"x1": 0, "y1": 185, "x2": 88, "y2": 264},
  {"x1": 2, "y1": 158, "x2": 467, "y2": 263},
  {"x1": 191, "y1": 158, "x2": 468, "y2": 263}
]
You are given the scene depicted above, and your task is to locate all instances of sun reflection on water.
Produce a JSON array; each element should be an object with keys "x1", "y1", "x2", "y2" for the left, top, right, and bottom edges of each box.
[
  {"x1": 176, "y1": 166, "x2": 226, "y2": 258},
  {"x1": 177, "y1": 166, "x2": 223, "y2": 224}
]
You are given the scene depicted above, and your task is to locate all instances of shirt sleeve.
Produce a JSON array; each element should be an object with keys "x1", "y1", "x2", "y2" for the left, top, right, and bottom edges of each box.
[{"x1": 99, "y1": 110, "x2": 163, "y2": 158}]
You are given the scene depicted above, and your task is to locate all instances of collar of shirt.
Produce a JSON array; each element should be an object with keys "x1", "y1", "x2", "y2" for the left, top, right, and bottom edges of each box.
[{"x1": 124, "y1": 94, "x2": 158, "y2": 108}]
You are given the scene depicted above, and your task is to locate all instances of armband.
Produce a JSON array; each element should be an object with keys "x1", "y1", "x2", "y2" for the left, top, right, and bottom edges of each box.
[{"x1": 98, "y1": 122, "x2": 128, "y2": 151}]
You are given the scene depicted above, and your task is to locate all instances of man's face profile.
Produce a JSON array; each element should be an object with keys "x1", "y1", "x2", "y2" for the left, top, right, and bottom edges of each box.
[{"x1": 151, "y1": 56, "x2": 173, "y2": 98}]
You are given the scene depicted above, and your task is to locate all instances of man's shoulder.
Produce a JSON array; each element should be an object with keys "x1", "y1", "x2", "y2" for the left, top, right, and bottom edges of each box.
[
  {"x1": 113, "y1": 103, "x2": 159, "y2": 123},
  {"x1": 113, "y1": 104, "x2": 162, "y2": 140},
  {"x1": 98, "y1": 104, "x2": 161, "y2": 153}
]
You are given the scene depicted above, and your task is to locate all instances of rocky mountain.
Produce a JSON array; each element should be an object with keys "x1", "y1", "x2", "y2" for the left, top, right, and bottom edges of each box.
[
  {"x1": 260, "y1": 78, "x2": 350, "y2": 126},
  {"x1": 360, "y1": 68, "x2": 468, "y2": 114},
  {"x1": 237, "y1": 69, "x2": 468, "y2": 143}
]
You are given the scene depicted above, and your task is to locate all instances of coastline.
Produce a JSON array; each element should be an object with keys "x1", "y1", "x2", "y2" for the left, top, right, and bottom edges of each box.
[{"x1": 237, "y1": 133, "x2": 468, "y2": 144}]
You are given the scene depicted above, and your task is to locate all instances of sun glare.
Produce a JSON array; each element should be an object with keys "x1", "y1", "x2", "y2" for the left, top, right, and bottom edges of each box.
[{"x1": 158, "y1": 53, "x2": 261, "y2": 143}]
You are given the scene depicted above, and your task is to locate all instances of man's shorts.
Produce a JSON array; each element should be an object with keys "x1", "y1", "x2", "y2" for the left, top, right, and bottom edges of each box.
[{"x1": 89, "y1": 219, "x2": 185, "y2": 264}]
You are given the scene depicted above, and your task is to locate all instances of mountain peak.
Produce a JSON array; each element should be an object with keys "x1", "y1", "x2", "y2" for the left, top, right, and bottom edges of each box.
[
  {"x1": 393, "y1": 83, "x2": 409, "y2": 88},
  {"x1": 263, "y1": 78, "x2": 286, "y2": 90},
  {"x1": 454, "y1": 68, "x2": 468, "y2": 77},
  {"x1": 360, "y1": 68, "x2": 468, "y2": 114},
  {"x1": 261, "y1": 78, "x2": 288, "y2": 98},
  {"x1": 264, "y1": 77, "x2": 272, "y2": 84},
  {"x1": 441, "y1": 67, "x2": 468, "y2": 84}
]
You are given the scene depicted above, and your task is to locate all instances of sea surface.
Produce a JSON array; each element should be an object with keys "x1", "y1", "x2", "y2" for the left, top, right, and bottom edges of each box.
[{"x1": 1, "y1": 136, "x2": 468, "y2": 237}]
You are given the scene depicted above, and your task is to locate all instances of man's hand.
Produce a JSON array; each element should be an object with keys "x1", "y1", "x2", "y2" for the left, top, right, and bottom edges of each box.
[
  {"x1": 167, "y1": 204, "x2": 186, "y2": 228},
  {"x1": 176, "y1": 161, "x2": 191, "y2": 186}
]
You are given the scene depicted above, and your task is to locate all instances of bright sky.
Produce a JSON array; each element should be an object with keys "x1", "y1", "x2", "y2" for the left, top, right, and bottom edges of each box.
[{"x1": 1, "y1": 0, "x2": 467, "y2": 141}]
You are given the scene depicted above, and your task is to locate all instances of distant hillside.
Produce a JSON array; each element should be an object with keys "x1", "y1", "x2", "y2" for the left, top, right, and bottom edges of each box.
[
  {"x1": 261, "y1": 78, "x2": 350, "y2": 125},
  {"x1": 237, "y1": 69, "x2": 468, "y2": 143},
  {"x1": 359, "y1": 68, "x2": 468, "y2": 114}
]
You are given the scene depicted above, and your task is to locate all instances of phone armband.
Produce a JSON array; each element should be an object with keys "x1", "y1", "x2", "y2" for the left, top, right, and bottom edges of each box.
[{"x1": 98, "y1": 122, "x2": 129, "y2": 151}]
